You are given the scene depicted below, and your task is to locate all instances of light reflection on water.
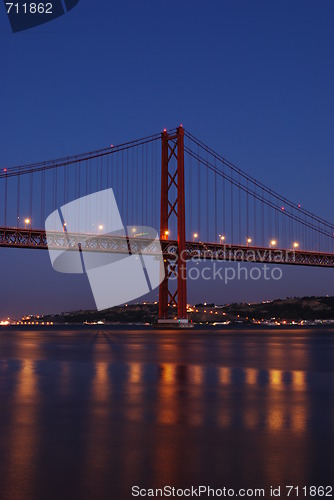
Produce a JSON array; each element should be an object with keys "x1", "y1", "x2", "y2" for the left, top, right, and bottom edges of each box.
[
  {"x1": 0, "y1": 360, "x2": 324, "y2": 433},
  {"x1": 2, "y1": 360, "x2": 38, "y2": 499},
  {"x1": 0, "y1": 329, "x2": 333, "y2": 499}
]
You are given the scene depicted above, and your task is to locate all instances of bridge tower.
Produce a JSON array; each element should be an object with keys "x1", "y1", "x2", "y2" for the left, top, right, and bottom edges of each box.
[{"x1": 158, "y1": 126, "x2": 189, "y2": 326}]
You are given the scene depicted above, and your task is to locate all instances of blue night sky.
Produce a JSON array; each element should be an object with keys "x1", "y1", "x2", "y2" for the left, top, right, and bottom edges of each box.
[{"x1": 1, "y1": 0, "x2": 334, "y2": 318}]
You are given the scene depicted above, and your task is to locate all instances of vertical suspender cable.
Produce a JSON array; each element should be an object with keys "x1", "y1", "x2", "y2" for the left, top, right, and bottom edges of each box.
[
  {"x1": 231, "y1": 168, "x2": 234, "y2": 244},
  {"x1": 238, "y1": 175, "x2": 241, "y2": 244},
  {"x1": 17, "y1": 170, "x2": 20, "y2": 227},
  {"x1": 214, "y1": 160, "x2": 217, "y2": 242},
  {"x1": 246, "y1": 180, "x2": 249, "y2": 241},
  {"x1": 198, "y1": 144, "x2": 201, "y2": 239},
  {"x1": 41, "y1": 169, "x2": 45, "y2": 228},
  {"x1": 4, "y1": 170, "x2": 8, "y2": 227},
  {"x1": 29, "y1": 170, "x2": 33, "y2": 223}
]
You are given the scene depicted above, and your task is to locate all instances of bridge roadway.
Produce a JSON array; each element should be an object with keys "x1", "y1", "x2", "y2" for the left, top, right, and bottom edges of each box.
[{"x1": 1, "y1": 226, "x2": 334, "y2": 267}]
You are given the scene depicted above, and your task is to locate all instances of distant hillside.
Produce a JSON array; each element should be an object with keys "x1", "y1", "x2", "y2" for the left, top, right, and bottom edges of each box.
[
  {"x1": 22, "y1": 296, "x2": 334, "y2": 325},
  {"x1": 220, "y1": 296, "x2": 334, "y2": 321},
  {"x1": 38, "y1": 303, "x2": 159, "y2": 325}
]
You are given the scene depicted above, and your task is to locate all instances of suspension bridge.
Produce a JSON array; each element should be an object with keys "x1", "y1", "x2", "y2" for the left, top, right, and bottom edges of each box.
[{"x1": 1, "y1": 126, "x2": 334, "y2": 324}]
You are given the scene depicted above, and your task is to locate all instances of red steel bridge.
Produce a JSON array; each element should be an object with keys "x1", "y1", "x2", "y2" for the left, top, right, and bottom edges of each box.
[{"x1": 1, "y1": 126, "x2": 334, "y2": 323}]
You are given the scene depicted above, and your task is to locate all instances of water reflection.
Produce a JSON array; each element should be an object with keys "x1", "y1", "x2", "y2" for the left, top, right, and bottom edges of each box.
[
  {"x1": 128, "y1": 362, "x2": 142, "y2": 384},
  {"x1": 2, "y1": 360, "x2": 39, "y2": 499},
  {"x1": 189, "y1": 364, "x2": 204, "y2": 385},
  {"x1": 245, "y1": 367, "x2": 258, "y2": 385},
  {"x1": 80, "y1": 361, "x2": 111, "y2": 499},
  {"x1": 292, "y1": 370, "x2": 307, "y2": 391},
  {"x1": 92, "y1": 361, "x2": 109, "y2": 402},
  {"x1": 0, "y1": 330, "x2": 333, "y2": 498},
  {"x1": 46, "y1": 360, "x2": 323, "y2": 433},
  {"x1": 64, "y1": 358, "x2": 323, "y2": 434},
  {"x1": 219, "y1": 366, "x2": 231, "y2": 385}
]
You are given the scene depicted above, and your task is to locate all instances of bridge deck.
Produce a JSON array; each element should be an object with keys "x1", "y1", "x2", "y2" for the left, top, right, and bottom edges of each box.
[{"x1": 1, "y1": 227, "x2": 334, "y2": 267}]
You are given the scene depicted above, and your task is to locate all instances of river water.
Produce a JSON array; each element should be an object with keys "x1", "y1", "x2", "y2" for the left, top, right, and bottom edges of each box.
[{"x1": 0, "y1": 327, "x2": 333, "y2": 499}]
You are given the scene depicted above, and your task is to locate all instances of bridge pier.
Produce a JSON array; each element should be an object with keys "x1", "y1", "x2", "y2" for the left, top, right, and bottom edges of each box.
[{"x1": 158, "y1": 126, "x2": 190, "y2": 327}]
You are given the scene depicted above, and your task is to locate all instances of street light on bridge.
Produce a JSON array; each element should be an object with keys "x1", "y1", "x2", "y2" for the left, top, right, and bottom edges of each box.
[
  {"x1": 246, "y1": 237, "x2": 252, "y2": 246},
  {"x1": 219, "y1": 234, "x2": 225, "y2": 243},
  {"x1": 293, "y1": 242, "x2": 299, "y2": 249},
  {"x1": 193, "y1": 233, "x2": 198, "y2": 242},
  {"x1": 24, "y1": 218, "x2": 31, "y2": 229},
  {"x1": 270, "y1": 240, "x2": 277, "y2": 247}
]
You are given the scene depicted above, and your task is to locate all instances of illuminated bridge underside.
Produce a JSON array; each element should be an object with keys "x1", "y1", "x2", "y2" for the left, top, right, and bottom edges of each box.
[{"x1": 1, "y1": 227, "x2": 334, "y2": 268}]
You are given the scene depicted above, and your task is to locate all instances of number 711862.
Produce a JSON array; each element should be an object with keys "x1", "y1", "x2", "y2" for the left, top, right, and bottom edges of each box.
[
  {"x1": 6, "y1": 3, "x2": 53, "y2": 14},
  {"x1": 286, "y1": 485, "x2": 333, "y2": 496}
]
